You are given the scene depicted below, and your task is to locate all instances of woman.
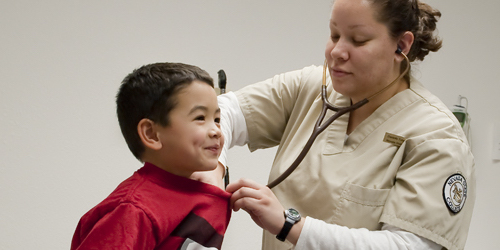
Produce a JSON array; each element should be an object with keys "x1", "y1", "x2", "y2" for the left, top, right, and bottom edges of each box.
[{"x1": 219, "y1": 0, "x2": 475, "y2": 249}]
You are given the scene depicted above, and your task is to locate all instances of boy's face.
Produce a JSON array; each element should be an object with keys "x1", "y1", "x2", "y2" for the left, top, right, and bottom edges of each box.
[{"x1": 155, "y1": 80, "x2": 223, "y2": 177}]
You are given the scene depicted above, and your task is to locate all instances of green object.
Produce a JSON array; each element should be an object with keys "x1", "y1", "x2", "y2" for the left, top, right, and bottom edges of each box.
[{"x1": 453, "y1": 109, "x2": 466, "y2": 127}]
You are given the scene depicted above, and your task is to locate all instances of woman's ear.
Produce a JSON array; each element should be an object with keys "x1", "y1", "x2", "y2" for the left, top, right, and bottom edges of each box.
[
  {"x1": 137, "y1": 118, "x2": 162, "y2": 151},
  {"x1": 396, "y1": 31, "x2": 415, "y2": 58}
]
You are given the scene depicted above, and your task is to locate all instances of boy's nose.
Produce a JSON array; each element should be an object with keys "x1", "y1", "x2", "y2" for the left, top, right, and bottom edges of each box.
[{"x1": 209, "y1": 125, "x2": 222, "y2": 138}]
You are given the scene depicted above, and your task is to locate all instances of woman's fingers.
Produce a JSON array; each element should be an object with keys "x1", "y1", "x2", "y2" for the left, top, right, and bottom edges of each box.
[
  {"x1": 228, "y1": 179, "x2": 266, "y2": 211},
  {"x1": 226, "y1": 178, "x2": 285, "y2": 234},
  {"x1": 226, "y1": 178, "x2": 263, "y2": 193},
  {"x1": 231, "y1": 187, "x2": 263, "y2": 211},
  {"x1": 188, "y1": 162, "x2": 225, "y2": 188}
]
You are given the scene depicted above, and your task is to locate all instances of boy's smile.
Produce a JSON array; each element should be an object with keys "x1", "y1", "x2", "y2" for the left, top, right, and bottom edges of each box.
[{"x1": 154, "y1": 80, "x2": 223, "y2": 178}]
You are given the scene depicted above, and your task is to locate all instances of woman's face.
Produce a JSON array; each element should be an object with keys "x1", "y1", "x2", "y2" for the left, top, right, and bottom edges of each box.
[{"x1": 325, "y1": 0, "x2": 400, "y2": 102}]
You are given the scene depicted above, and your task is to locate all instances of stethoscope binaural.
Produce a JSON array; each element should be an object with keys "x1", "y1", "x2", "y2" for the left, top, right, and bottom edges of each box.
[{"x1": 267, "y1": 48, "x2": 410, "y2": 189}]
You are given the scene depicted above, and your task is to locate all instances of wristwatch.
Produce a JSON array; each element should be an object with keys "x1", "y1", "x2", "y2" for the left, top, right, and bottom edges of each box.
[{"x1": 276, "y1": 208, "x2": 301, "y2": 242}]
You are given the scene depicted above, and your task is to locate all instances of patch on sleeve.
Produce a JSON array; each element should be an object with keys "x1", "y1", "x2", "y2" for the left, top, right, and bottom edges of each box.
[{"x1": 443, "y1": 173, "x2": 467, "y2": 214}]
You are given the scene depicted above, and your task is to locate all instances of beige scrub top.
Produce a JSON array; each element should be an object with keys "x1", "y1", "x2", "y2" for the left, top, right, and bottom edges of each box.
[{"x1": 235, "y1": 65, "x2": 475, "y2": 250}]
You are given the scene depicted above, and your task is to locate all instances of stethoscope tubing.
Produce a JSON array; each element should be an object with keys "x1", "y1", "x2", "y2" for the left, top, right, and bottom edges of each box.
[{"x1": 267, "y1": 53, "x2": 409, "y2": 189}]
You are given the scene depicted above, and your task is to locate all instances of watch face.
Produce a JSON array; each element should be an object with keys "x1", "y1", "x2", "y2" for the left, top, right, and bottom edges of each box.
[{"x1": 285, "y1": 208, "x2": 301, "y2": 221}]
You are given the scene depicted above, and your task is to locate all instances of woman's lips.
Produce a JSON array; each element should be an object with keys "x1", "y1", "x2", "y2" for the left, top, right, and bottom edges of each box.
[{"x1": 330, "y1": 67, "x2": 351, "y2": 78}]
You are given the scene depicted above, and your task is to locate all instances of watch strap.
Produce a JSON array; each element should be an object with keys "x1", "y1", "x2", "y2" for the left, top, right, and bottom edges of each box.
[{"x1": 276, "y1": 218, "x2": 294, "y2": 242}]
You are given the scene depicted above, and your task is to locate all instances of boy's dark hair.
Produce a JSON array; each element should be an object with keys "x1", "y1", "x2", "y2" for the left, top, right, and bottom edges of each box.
[{"x1": 116, "y1": 62, "x2": 214, "y2": 160}]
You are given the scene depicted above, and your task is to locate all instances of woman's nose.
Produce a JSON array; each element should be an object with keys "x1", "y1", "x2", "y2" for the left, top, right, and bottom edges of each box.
[{"x1": 330, "y1": 40, "x2": 349, "y2": 62}]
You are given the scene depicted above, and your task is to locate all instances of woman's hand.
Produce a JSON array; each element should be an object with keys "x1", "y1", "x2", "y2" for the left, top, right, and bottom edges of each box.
[
  {"x1": 226, "y1": 178, "x2": 286, "y2": 235},
  {"x1": 189, "y1": 162, "x2": 225, "y2": 189}
]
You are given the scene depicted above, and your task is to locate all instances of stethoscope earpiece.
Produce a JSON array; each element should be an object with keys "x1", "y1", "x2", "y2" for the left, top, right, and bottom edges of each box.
[{"x1": 396, "y1": 46, "x2": 403, "y2": 54}]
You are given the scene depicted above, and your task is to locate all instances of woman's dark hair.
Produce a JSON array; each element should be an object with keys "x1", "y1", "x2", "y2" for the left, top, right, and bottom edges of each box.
[
  {"x1": 369, "y1": 0, "x2": 442, "y2": 81},
  {"x1": 116, "y1": 62, "x2": 214, "y2": 160}
]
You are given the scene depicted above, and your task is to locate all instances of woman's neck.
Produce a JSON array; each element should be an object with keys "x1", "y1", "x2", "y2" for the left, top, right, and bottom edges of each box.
[{"x1": 346, "y1": 78, "x2": 409, "y2": 134}]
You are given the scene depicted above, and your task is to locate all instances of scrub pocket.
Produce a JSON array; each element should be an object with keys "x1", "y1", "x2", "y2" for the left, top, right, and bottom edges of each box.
[{"x1": 331, "y1": 182, "x2": 391, "y2": 230}]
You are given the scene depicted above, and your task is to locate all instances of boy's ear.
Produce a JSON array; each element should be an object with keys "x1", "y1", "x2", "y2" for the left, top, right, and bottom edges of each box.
[{"x1": 137, "y1": 118, "x2": 162, "y2": 151}]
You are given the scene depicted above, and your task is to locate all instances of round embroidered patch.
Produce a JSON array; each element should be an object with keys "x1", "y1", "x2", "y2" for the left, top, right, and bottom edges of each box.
[{"x1": 443, "y1": 173, "x2": 467, "y2": 214}]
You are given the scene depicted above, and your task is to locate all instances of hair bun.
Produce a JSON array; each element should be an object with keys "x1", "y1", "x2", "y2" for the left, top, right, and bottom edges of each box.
[{"x1": 408, "y1": 2, "x2": 442, "y2": 61}]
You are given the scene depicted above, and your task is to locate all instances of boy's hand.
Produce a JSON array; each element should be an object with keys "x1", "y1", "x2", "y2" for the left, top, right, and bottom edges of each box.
[{"x1": 189, "y1": 162, "x2": 226, "y2": 189}]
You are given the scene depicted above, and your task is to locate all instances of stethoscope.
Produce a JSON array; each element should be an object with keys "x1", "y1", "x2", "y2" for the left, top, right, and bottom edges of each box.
[{"x1": 267, "y1": 48, "x2": 410, "y2": 189}]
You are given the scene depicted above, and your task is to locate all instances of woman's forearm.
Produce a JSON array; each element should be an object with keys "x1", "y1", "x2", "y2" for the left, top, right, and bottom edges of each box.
[
  {"x1": 295, "y1": 218, "x2": 442, "y2": 250},
  {"x1": 218, "y1": 92, "x2": 248, "y2": 166}
]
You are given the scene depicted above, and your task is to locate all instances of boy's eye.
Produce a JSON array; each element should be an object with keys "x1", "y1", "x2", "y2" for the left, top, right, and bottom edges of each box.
[
  {"x1": 214, "y1": 117, "x2": 220, "y2": 124},
  {"x1": 195, "y1": 115, "x2": 205, "y2": 121}
]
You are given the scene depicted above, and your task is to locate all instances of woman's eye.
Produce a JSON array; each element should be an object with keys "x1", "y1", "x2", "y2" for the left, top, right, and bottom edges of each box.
[
  {"x1": 330, "y1": 35, "x2": 340, "y2": 42},
  {"x1": 353, "y1": 38, "x2": 368, "y2": 46}
]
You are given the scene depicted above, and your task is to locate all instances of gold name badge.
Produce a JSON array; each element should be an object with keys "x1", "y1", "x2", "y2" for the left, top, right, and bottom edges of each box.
[{"x1": 383, "y1": 133, "x2": 406, "y2": 147}]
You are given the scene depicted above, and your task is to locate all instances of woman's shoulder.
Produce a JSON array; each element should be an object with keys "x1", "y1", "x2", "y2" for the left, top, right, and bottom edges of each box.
[{"x1": 399, "y1": 79, "x2": 467, "y2": 143}]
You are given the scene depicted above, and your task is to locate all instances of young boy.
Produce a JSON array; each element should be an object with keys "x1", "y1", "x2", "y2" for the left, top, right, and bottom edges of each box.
[{"x1": 71, "y1": 62, "x2": 231, "y2": 250}]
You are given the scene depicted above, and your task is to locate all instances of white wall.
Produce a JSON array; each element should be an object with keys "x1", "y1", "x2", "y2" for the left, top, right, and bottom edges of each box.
[{"x1": 0, "y1": 0, "x2": 498, "y2": 249}]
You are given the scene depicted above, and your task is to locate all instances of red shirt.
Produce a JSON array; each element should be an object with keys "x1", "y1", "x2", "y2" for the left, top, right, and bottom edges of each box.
[{"x1": 71, "y1": 163, "x2": 231, "y2": 249}]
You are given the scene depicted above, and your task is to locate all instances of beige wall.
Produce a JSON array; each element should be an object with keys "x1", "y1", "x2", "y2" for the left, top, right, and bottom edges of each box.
[{"x1": 1, "y1": 0, "x2": 498, "y2": 249}]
